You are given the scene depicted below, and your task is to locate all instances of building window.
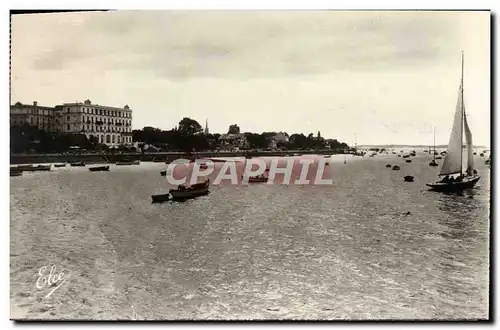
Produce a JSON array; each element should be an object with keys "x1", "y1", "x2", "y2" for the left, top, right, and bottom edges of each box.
[
  {"x1": 67, "y1": 115, "x2": 70, "y2": 121},
  {"x1": 67, "y1": 124, "x2": 70, "y2": 131}
]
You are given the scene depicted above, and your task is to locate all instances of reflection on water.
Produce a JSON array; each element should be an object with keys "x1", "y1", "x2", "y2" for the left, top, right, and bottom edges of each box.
[{"x1": 10, "y1": 155, "x2": 489, "y2": 320}]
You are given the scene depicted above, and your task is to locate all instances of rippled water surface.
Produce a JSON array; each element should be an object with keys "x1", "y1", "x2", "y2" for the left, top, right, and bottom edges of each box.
[{"x1": 10, "y1": 153, "x2": 490, "y2": 320}]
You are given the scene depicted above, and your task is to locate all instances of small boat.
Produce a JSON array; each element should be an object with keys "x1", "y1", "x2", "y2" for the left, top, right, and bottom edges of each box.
[
  {"x1": 23, "y1": 165, "x2": 51, "y2": 172},
  {"x1": 14, "y1": 165, "x2": 34, "y2": 171},
  {"x1": 406, "y1": 160, "x2": 412, "y2": 163},
  {"x1": 151, "y1": 193, "x2": 170, "y2": 203},
  {"x1": 54, "y1": 164, "x2": 67, "y2": 168},
  {"x1": 386, "y1": 164, "x2": 392, "y2": 168},
  {"x1": 435, "y1": 156, "x2": 443, "y2": 160},
  {"x1": 160, "y1": 171, "x2": 166, "y2": 176},
  {"x1": 392, "y1": 165, "x2": 400, "y2": 170},
  {"x1": 485, "y1": 157, "x2": 491, "y2": 165},
  {"x1": 427, "y1": 52, "x2": 480, "y2": 192},
  {"x1": 402, "y1": 155, "x2": 410, "y2": 158},
  {"x1": 397, "y1": 155, "x2": 402, "y2": 157},
  {"x1": 10, "y1": 169, "x2": 22, "y2": 177},
  {"x1": 429, "y1": 160, "x2": 438, "y2": 167},
  {"x1": 116, "y1": 160, "x2": 140, "y2": 166},
  {"x1": 169, "y1": 179, "x2": 210, "y2": 201},
  {"x1": 480, "y1": 153, "x2": 484, "y2": 157},
  {"x1": 473, "y1": 152, "x2": 477, "y2": 155},
  {"x1": 70, "y1": 162, "x2": 86, "y2": 167},
  {"x1": 247, "y1": 175, "x2": 268, "y2": 183},
  {"x1": 89, "y1": 165, "x2": 110, "y2": 172},
  {"x1": 403, "y1": 175, "x2": 414, "y2": 182}
]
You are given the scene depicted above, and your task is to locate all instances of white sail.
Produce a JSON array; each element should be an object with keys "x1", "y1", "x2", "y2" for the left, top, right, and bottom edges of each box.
[
  {"x1": 464, "y1": 109, "x2": 474, "y2": 175},
  {"x1": 439, "y1": 80, "x2": 464, "y2": 176}
]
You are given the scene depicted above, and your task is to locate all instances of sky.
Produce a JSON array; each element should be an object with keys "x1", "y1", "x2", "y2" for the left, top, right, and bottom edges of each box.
[{"x1": 10, "y1": 10, "x2": 490, "y2": 146}]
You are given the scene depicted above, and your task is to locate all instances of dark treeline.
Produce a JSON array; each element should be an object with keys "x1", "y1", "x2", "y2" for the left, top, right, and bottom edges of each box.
[
  {"x1": 10, "y1": 117, "x2": 350, "y2": 153},
  {"x1": 10, "y1": 124, "x2": 134, "y2": 154}
]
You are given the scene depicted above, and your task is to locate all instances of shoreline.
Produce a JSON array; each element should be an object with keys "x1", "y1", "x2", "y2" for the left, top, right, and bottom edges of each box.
[{"x1": 10, "y1": 150, "x2": 345, "y2": 165}]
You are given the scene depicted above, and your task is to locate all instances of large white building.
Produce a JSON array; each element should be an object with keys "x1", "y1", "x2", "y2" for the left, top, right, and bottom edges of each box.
[{"x1": 60, "y1": 99, "x2": 133, "y2": 146}]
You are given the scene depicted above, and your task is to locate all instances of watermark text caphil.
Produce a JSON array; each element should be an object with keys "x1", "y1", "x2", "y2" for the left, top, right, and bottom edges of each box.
[{"x1": 165, "y1": 158, "x2": 333, "y2": 185}]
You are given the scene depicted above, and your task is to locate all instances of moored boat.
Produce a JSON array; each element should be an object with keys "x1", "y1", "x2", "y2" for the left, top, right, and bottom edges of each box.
[
  {"x1": 405, "y1": 160, "x2": 412, "y2": 163},
  {"x1": 22, "y1": 165, "x2": 51, "y2": 171},
  {"x1": 89, "y1": 165, "x2": 110, "y2": 172},
  {"x1": 392, "y1": 165, "x2": 400, "y2": 170},
  {"x1": 151, "y1": 193, "x2": 170, "y2": 203},
  {"x1": 386, "y1": 164, "x2": 392, "y2": 168},
  {"x1": 70, "y1": 161, "x2": 86, "y2": 167},
  {"x1": 403, "y1": 175, "x2": 414, "y2": 182},
  {"x1": 10, "y1": 169, "x2": 22, "y2": 177},
  {"x1": 169, "y1": 179, "x2": 210, "y2": 201},
  {"x1": 247, "y1": 175, "x2": 268, "y2": 183},
  {"x1": 116, "y1": 160, "x2": 140, "y2": 166},
  {"x1": 54, "y1": 163, "x2": 67, "y2": 168}
]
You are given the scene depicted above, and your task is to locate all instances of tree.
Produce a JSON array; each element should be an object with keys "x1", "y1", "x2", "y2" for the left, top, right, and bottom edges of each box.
[
  {"x1": 228, "y1": 124, "x2": 240, "y2": 134},
  {"x1": 178, "y1": 117, "x2": 203, "y2": 136}
]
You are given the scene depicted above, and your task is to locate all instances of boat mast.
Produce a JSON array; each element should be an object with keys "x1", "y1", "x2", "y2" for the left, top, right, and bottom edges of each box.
[
  {"x1": 460, "y1": 51, "x2": 464, "y2": 175},
  {"x1": 433, "y1": 126, "x2": 436, "y2": 161}
]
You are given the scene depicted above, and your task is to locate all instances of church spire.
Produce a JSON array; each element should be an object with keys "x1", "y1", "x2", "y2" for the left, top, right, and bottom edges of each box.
[{"x1": 204, "y1": 118, "x2": 209, "y2": 135}]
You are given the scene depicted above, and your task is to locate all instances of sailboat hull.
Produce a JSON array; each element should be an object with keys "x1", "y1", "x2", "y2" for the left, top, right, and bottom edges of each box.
[{"x1": 426, "y1": 176, "x2": 480, "y2": 192}]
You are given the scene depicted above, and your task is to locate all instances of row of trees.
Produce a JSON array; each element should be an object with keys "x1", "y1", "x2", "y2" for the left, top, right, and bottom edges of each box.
[
  {"x1": 132, "y1": 118, "x2": 350, "y2": 151},
  {"x1": 10, "y1": 117, "x2": 350, "y2": 154}
]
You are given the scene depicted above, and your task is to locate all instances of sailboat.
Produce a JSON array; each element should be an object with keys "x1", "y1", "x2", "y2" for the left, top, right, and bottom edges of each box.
[
  {"x1": 429, "y1": 127, "x2": 438, "y2": 167},
  {"x1": 426, "y1": 52, "x2": 480, "y2": 192}
]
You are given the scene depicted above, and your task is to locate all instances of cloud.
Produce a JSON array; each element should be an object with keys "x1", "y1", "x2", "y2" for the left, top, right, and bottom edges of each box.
[{"x1": 16, "y1": 11, "x2": 460, "y2": 79}]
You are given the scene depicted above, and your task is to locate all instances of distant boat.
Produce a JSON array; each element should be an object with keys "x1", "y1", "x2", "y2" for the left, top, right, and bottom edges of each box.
[
  {"x1": 70, "y1": 162, "x2": 86, "y2": 167},
  {"x1": 485, "y1": 156, "x2": 491, "y2": 165},
  {"x1": 386, "y1": 164, "x2": 392, "y2": 168},
  {"x1": 406, "y1": 160, "x2": 412, "y2": 163},
  {"x1": 89, "y1": 165, "x2": 110, "y2": 172},
  {"x1": 480, "y1": 153, "x2": 484, "y2": 157},
  {"x1": 429, "y1": 126, "x2": 439, "y2": 167},
  {"x1": 116, "y1": 160, "x2": 140, "y2": 166},
  {"x1": 402, "y1": 155, "x2": 410, "y2": 158},
  {"x1": 427, "y1": 52, "x2": 480, "y2": 192},
  {"x1": 392, "y1": 165, "x2": 400, "y2": 171},
  {"x1": 54, "y1": 163, "x2": 67, "y2": 168},
  {"x1": 404, "y1": 175, "x2": 414, "y2": 182},
  {"x1": 169, "y1": 179, "x2": 210, "y2": 201}
]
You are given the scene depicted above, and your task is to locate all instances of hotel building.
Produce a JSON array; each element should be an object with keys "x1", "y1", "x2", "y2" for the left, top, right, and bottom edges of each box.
[{"x1": 10, "y1": 99, "x2": 133, "y2": 147}]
